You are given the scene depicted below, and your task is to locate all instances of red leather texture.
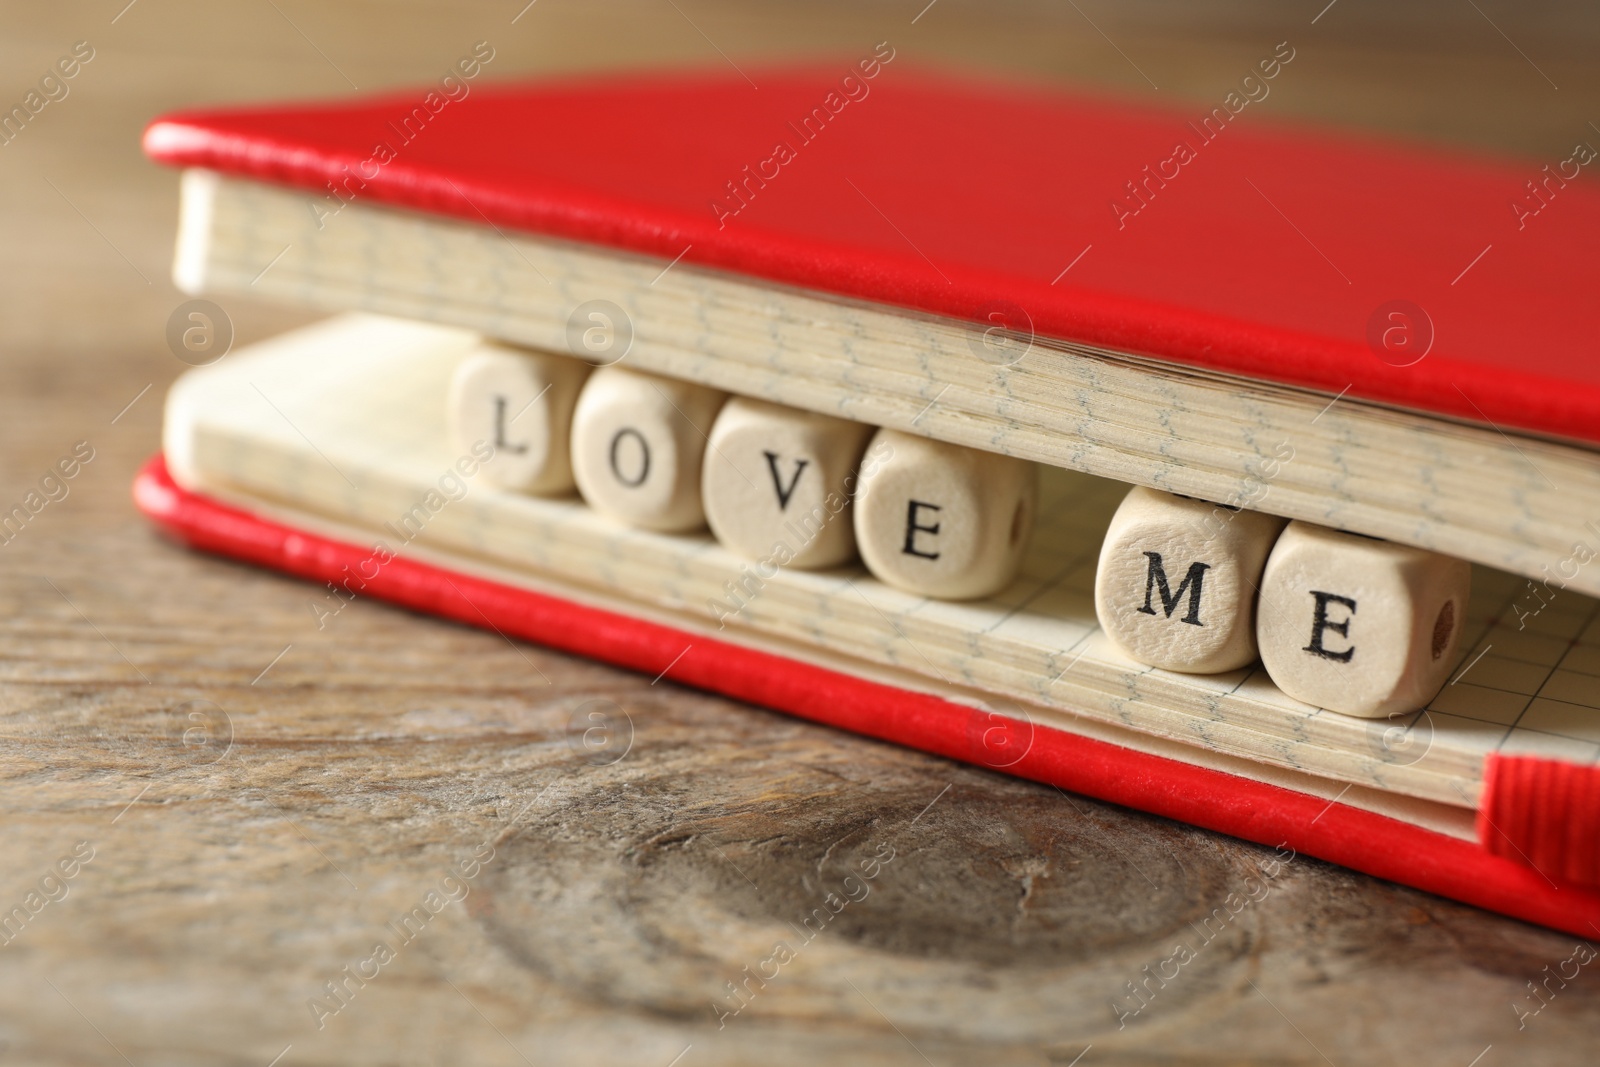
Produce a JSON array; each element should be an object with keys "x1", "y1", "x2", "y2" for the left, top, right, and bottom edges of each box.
[
  {"x1": 143, "y1": 67, "x2": 1600, "y2": 445},
  {"x1": 1481, "y1": 753, "x2": 1600, "y2": 890},
  {"x1": 134, "y1": 455, "x2": 1600, "y2": 935}
]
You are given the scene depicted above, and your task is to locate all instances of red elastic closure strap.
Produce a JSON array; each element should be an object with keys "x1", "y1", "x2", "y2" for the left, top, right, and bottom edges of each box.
[{"x1": 1480, "y1": 753, "x2": 1600, "y2": 889}]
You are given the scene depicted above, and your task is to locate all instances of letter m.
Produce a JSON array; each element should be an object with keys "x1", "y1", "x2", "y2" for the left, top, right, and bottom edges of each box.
[
  {"x1": 398, "y1": 504, "x2": 430, "y2": 539},
  {"x1": 1138, "y1": 552, "x2": 1209, "y2": 626},
  {"x1": 396, "y1": 906, "x2": 431, "y2": 938},
  {"x1": 1, "y1": 906, "x2": 29, "y2": 939},
  {"x1": 2, "y1": 505, "x2": 29, "y2": 538},
  {"x1": 0, "y1": 106, "x2": 28, "y2": 141}
]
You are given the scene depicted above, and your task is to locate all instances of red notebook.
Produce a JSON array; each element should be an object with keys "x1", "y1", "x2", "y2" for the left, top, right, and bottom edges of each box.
[{"x1": 140, "y1": 66, "x2": 1600, "y2": 935}]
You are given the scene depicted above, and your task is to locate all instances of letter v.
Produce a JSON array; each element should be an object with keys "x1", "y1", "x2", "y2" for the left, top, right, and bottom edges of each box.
[{"x1": 763, "y1": 451, "x2": 810, "y2": 510}]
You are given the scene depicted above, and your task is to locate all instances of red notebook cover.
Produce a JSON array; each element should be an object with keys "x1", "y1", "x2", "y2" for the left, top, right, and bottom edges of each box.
[
  {"x1": 133, "y1": 455, "x2": 1600, "y2": 935},
  {"x1": 144, "y1": 64, "x2": 1600, "y2": 444}
]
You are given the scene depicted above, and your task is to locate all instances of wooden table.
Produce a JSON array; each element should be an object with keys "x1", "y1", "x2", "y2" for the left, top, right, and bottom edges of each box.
[{"x1": 3, "y1": 2, "x2": 1597, "y2": 1063}]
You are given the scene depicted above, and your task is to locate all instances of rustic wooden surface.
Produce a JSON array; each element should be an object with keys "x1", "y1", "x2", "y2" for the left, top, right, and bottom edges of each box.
[{"x1": 3, "y1": 2, "x2": 1600, "y2": 1063}]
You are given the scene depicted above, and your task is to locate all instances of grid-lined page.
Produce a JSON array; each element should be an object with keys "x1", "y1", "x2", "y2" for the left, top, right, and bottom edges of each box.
[
  {"x1": 165, "y1": 314, "x2": 1600, "y2": 809},
  {"x1": 1426, "y1": 568, "x2": 1600, "y2": 764}
]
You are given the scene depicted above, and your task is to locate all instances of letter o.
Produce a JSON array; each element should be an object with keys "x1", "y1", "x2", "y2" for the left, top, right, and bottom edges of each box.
[{"x1": 608, "y1": 428, "x2": 650, "y2": 487}]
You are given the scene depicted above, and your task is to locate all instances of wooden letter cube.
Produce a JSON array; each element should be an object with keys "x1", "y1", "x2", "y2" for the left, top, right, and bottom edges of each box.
[
  {"x1": 701, "y1": 397, "x2": 875, "y2": 569},
  {"x1": 1094, "y1": 487, "x2": 1286, "y2": 673},
  {"x1": 1257, "y1": 521, "x2": 1472, "y2": 717},
  {"x1": 570, "y1": 366, "x2": 727, "y2": 532},
  {"x1": 448, "y1": 342, "x2": 590, "y2": 495},
  {"x1": 853, "y1": 429, "x2": 1037, "y2": 600}
]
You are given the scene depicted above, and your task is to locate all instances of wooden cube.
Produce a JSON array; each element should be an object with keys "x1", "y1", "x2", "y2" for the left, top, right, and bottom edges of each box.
[
  {"x1": 1257, "y1": 521, "x2": 1472, "y2": 717},
  {"x1": 448, "y1": 343, "x2": 590, "y2": 495},
  {"x1": 570, "y1": 366, "x2": 727, "y2": 532},
  {"x1": 1095, "y1": 487, "x2": 1286, "y2": 673},
  {"x1": 701, "y1": 397, "x2": 875, "y2": 569},
  {"x1": 853, "y1": 429, "x2": 1037, "y2": 600}
]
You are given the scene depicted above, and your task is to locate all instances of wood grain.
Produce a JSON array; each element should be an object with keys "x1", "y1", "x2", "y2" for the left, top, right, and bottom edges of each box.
[{"x1": 3, "y1": 2, "x2": 1599, "y2": 1064}]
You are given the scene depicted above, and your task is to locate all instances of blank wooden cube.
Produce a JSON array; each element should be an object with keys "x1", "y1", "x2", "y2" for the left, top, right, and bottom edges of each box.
[
  {"x1": 448, "y1": 343, "x2": 590, "y2": 495},
  {"x1": 1257, "y1": 521, "x2": 1471, "y2": 717},
  {"x1": 1095, "y1": 487, "x2": 1286, "y2": 673},
  {"x1": 701, "y1": 397, "x2": 875, "y2": 569},
  {"x1": 853, "y1": 429, "x2": 1037, "y2": 600},
  {"x1": 570, "y1": 366, "x2": 727, "y2": 532}
]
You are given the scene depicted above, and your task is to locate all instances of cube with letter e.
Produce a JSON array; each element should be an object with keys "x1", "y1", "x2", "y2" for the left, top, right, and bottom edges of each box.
[{"x1": 1256, "y1": 522, "x2": 1470, "y2": 717}]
